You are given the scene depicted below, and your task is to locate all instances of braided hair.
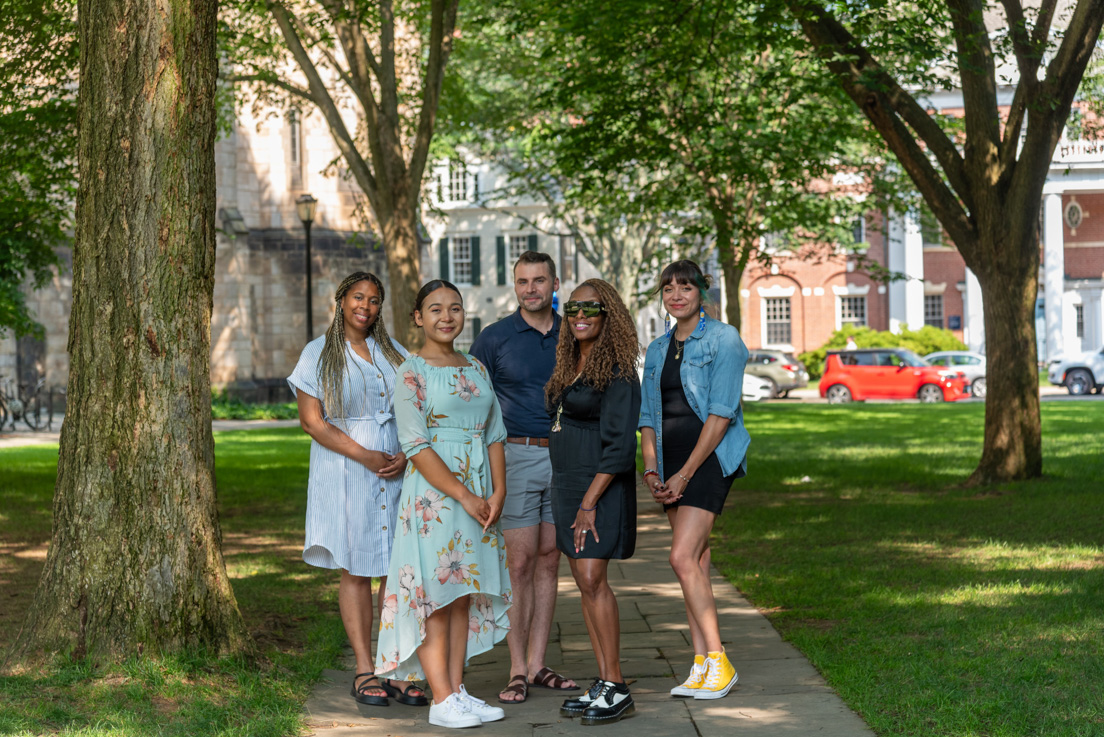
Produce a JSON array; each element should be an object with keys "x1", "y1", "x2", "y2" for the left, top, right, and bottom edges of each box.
[
  {"x1": 545, "y1": 278, "x2": 640, "y2": 404},
  {"x1": 318, "y1": 271, "x2": 405, "y2": 420}
]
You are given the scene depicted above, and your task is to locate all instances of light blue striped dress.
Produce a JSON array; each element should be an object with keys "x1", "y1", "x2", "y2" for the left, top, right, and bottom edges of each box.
[{"x1": 287, "y1": 335, "x2": 409, "y2": 578}]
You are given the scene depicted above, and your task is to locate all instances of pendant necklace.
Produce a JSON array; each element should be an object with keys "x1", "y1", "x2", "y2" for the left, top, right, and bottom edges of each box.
[
  {"x1": 675, "y1": 338, "x2": 685, "y2": 361},
  {"x1": 551, "y1": 369, "x2": 585, "y2": 433}
]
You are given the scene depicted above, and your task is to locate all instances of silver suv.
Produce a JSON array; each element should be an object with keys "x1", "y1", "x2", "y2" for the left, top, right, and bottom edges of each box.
[
  {"x1": 746, "y1": 350, "x2": 809, "y2": 398},
  {"x1": 924, "y1": 351, "x2": 987, "y2": 399},
  {"x1": 1048, "y1": 348, "x2": 1104, "y2": 395}
]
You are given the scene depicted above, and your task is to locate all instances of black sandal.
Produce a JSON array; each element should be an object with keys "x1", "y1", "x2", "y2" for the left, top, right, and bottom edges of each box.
[
  {"x1": 350, "y1": 672, "x2": 389, "y2": 707},
  {"x1": 379, "y1": 678, "x2": 430, "y2": 706}
]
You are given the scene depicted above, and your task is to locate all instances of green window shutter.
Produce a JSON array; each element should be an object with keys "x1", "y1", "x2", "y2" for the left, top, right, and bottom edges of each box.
[
  {"x1": 472, "y1": 316, "x2": 482, "y2": 338},
  {"x1": 528, "y1": 233, "x2": 538, "y2": 251},
  {"x1": 470, "y1": 236, "x2": 481, "y2": 286},
  {"x1": 496, "y1": 236, "x2": 506, "y2": 286},
  {"x1": 438, "y1": 237, "x2": 449, "y2": 280}
]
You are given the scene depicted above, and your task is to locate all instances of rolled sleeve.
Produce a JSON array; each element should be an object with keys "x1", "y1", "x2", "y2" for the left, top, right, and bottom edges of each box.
[
  {"x1": 705, "y1": 329, "x2": 748, "y2": 420},
  {"x1": 598, "y1": 375, "x2": 642, "y2": 475}
]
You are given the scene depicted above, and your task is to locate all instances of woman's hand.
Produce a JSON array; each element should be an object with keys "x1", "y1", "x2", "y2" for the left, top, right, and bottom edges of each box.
[
  {"x1": 660, "y1": 468, "x2": 691, "y2": 503},
  {"x1": 460, "y1": 491, "x2": 491, "y2": 529},
  {"x1": 359, "y1": 449, "x2": 391, "y2": 473},
  {"x1": 645, "y1": 473, "x2": 670, "y2": 504},
  {"x1": 570, "y1": 509, "x2": 600, "y2": 554},
  {"x1": 484, "y1": 490, "x2": 506, "y2": 532},
  {"x1": 376, "y1": 451, "x2": 407, "y2": 479}
]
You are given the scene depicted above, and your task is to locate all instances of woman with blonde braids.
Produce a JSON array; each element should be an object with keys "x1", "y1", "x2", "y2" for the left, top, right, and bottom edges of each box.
[
  {"x1": 287, "y1": 271, "x2": 428, "y2": 709},
  {"x1": 546, "y1": 279, "x2": 641, "y2": 725}
]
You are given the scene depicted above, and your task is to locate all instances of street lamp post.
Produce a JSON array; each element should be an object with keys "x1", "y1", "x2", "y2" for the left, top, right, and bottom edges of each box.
[{"x1": 296, "y1": 194, "x2": 318, "y2": 342}]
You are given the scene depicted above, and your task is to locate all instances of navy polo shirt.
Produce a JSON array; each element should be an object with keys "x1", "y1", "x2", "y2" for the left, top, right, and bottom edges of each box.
[{"x1": 470, "y1": 309, "x2": 561, "y2": 438}]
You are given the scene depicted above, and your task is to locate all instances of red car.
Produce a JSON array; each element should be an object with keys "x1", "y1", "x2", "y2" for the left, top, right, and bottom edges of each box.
[{"x1": 819, "y1": 348, "x2": 970, "y2": 404}]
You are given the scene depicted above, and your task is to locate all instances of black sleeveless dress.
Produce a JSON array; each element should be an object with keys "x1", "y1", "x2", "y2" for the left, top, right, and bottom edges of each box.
[
  {"x1": 661, "y1": 337, "x2": 738, "y2": 514},
  {"x1": 549, "y1": 373, "x2": 640, "y2": 559}
]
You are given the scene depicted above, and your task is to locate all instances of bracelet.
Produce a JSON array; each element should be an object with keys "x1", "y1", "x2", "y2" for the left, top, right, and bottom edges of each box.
[
  {"x1": 642, "y1": 469, "x2": 659, "y2": 479},
  {"x1": 579, "y1": 502, "x2": 597, "y2": 511},
  {"x1": 677, "y1": 472, "x2": 690, "y2": 482}
]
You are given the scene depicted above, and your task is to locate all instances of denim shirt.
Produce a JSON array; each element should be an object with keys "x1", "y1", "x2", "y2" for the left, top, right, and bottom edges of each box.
[{"x1": 638, "y1": 315, "x2": 750, "y2": 480}]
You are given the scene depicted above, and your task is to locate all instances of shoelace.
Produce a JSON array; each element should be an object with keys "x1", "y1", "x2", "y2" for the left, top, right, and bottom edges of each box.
[
  {"x1": 683, "y1": 663, "x2": 707, "y2": 685},
  {"x1": 592, "y1": 681, "x2": 618, "y2": 706},
  {"x1": 581, "y1": 678, "x2": 603, "y2": 702},
  {"x1": 702, "y1": 659, "x2": 729, "y2": 689}
]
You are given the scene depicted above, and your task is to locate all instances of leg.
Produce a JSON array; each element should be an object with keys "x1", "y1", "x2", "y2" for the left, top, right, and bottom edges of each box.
[
  {"x1": 421, "y1": 600, "x2": 459, "y2": 703},
  {"x1": 569, "y1": 557, "x2": 622, "y2": 683},
  {"x1": 666, "y1": 508, "x2": 710, "y2": 657},
  {"x1": 376, "y1": 575, "x2": 426, "y2": 703},
  {"x1": 448, "y1": 594, "x2": 471, "y2": 692},
  {"x1": 500, "y1": 524, "x2": 538, "y2": 701},
  {"x1": 528, "y1": 521, "x2": 572, "y2": 684},
  {"x1": 339, "y1": 571, "x2": 386, "y2": 698},
  {"x1": 668, "y1": 506, "x2": 722, "y2": 654}
]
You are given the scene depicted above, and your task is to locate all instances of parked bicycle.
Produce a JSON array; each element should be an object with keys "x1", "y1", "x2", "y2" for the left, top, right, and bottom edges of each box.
[{"x1": 0, "y1": 376, "x2": 53, "y2": 432}]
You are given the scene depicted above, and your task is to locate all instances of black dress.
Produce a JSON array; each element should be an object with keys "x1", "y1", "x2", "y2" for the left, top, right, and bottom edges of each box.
[
  {"x1": 662, "y1": 337, "x2": 739, "y2": 515},
  {"x1": 549, "y1": 373, "x2": 641, "y2": 560}
]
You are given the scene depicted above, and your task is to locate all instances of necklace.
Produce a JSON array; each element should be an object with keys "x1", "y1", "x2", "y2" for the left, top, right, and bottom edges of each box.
[
  {"x1": 551, "y1": 369, "x2": 585, "y2": 433},
  {"x1": 674, "y1": 338, "x2": 685, "y2": 360}
]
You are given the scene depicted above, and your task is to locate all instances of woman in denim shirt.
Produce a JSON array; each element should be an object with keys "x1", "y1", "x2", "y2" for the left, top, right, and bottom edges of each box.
[{"x1": 638, "y1": 260, "x2": 749, "y2": 702}]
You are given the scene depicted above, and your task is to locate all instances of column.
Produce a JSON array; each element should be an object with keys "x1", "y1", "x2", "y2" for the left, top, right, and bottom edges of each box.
[
  {"x1": 963, "y1": 267, "x2": 985, "y2": 352},
  {"x1": 888, "y1": 210, "x2": 925, "y2": 332},
  {"x1": 1085, "y1": 288, "x2": 1103, "y2": 352},
  {"x1": 1043, "y1": 193, "x2": 1065, "y2": 360}
]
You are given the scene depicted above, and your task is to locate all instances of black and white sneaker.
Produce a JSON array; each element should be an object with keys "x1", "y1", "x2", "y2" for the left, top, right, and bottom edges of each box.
[
  {"x1": 560, "y1": 678, "x2": 603, "y2": 717},
  {"x1": 580, "y1": 680, "x2": 634, "y2": 725}
]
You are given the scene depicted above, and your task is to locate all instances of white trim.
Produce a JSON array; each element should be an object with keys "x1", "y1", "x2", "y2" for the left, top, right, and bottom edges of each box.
[
  {"x1": 757, "y1": 285, "x2": 795, "y2": 297},
  {"x1": 832, "y1": 284, "x2": 870, "y2": 296},
  {"x1": 924, "y1": 281, "x2": 948, "y2": 295}
]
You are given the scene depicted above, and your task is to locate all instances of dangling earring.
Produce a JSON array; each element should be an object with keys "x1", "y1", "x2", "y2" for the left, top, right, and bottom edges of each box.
[
  {"x1": 698, "y1": 306, "x2": 706, "y2": 333},
  {"x1": 664, "y1": 311, "x2": 672, "y2": 337}
]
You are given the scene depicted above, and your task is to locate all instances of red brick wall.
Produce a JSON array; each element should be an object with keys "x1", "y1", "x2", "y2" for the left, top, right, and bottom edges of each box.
[
  {"x1": 922, "y1": 249, "x2": 967, "y2": 341},
  {"x1": 1063, "y1": 193, "x2": 1104, "y2": 280}
]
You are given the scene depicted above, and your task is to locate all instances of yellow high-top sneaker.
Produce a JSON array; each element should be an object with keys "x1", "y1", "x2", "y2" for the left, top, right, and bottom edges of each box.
[
  {"x1": 670, "y1": 654, "x2": 707, "y2": 697},
  {"x1": 694, "y1": 649, "x2": 737, "y2": 699}
]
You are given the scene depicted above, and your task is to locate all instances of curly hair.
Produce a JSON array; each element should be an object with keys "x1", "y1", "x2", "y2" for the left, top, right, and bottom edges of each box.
[{"x1": 545, "y1": 279, "x2": 640, "y2": 405}]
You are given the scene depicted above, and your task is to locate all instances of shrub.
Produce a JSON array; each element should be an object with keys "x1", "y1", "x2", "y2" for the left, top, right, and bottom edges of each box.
[
  {"x1": 799, "y1": 326, "x2": 967, "y2": 380},
  {"x1": 211, "y1": 390, "x2": 299, "y2": 420}
]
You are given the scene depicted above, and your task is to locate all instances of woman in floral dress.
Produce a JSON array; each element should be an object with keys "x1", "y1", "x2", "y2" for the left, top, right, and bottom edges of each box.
[{"x1": 376, "y1": 279, "x2": 513, "y2": 729}]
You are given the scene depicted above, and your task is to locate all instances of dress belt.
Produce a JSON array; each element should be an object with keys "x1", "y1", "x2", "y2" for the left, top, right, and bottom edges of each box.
[{"x1": 506, "y1": 436, "x2": 550, "y2": 447}]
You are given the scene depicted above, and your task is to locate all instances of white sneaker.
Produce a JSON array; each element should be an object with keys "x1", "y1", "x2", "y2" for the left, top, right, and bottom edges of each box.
[
  {"x1": 428, "y1": 693, "x2": 482, "y2": 729},
  {"x1": 458, "y1": 684, "x2": 505, "y2": 723}
]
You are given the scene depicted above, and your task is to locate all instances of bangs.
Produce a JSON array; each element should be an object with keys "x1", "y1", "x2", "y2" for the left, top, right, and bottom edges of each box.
[{"x1": 658, "y1": 260, "x2": 707, "y2": 291}]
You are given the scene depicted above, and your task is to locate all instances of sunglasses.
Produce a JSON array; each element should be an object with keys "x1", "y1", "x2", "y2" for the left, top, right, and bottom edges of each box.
[{"x1": 563, "y1": 300, "x2": 606, "y2": 318}]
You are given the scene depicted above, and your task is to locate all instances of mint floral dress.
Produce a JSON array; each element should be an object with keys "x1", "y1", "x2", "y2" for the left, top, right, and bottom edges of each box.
[{"x1": 375, "y1": 353, "x2": 512, "y2": 681}]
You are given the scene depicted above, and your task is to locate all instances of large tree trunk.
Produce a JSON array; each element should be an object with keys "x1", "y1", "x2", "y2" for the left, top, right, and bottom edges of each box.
[
  {"x1": 7, "y1": 0, "x2": 248, "y2": 661},
  {"x1": 379, "y1": 193, "x2": 423, "y2": 349},
  {"x1": 968, "y1": 230, "x2": 1043, "y2": 484}
]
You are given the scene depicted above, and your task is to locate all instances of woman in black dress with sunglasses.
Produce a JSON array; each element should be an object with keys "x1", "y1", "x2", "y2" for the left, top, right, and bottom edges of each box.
[{"x1": 545, "y1": 279, "x2": 640, "y2": 725}]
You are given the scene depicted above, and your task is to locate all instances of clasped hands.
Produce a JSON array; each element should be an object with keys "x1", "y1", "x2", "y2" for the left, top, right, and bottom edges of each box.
[
  {"x1": 460, "y1": 489, "x2": 505, "y2": 533},
  {"x1": 364, "y1": 450, "x2": 407, "y2": 479},
  {"x1": 645, "y1": 471, "x2": 686, "y2": 505}
]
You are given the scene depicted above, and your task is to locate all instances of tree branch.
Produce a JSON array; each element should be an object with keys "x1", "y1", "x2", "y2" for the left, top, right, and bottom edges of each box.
[
  {"x1": 408, "y1": 0, "x2": 459, "y2": 200},
  {"x1": 267, "y1": 1, "x2": 380, "y2": 211},
  {"x1": 948, "y1": 0, "x2": 1002, "y2": 168},
  {"x1": 221, "y1": 72, "x2": 314, "y2": 104},
  {"x1": 786, "y1": 2, "x2": 976, "y2": 247}
]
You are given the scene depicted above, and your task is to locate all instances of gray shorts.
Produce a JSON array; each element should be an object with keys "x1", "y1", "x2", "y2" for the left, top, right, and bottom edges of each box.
[{"x1": 501, "y1": 443, "x2": 554, "y2": 531}]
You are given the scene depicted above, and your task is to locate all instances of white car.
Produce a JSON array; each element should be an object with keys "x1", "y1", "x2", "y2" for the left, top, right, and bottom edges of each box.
[
  {"x1": 1047, "y1": 348, "x2": 1104, "y2": 395},
  {"x1": 924, "y1": 351, "x2": 987, "y2": 399},
  {"x1": 742, "y1": 374, "x2": 773, "y2": 402}
]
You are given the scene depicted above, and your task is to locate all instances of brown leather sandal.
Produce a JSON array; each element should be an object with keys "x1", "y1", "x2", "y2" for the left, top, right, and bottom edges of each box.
[
  {"x1": 497, "y1": 674, "x2": 529, "y2": 704},
  {"x1": 529, "y1": 667, "x2": 580, "y2": 691}
]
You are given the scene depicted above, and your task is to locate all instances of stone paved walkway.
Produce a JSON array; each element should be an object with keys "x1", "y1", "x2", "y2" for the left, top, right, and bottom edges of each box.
[{"x1": 303, "y1": 484, "x2": 874, "y2": 737}]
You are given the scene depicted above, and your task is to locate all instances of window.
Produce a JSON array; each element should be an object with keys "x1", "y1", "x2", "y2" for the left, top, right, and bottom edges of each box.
[
  {"x1": 839, "y1": 296, "x2": 867, "y2": 328},
  {"x1": 559, "y1": 235, "x2": 576, "y2": 281},
  {"x1": 920, "y1": 207, "x2": 943, "y2": 248},
  {"x1": 764, "y1": 297, "x2": 791, "y2": 345},
  {"x1": 851, "y1": 216, "x2": 866, "y2": 245},
  {"x1": 449, "y1": 160, "x2": 468, "y2": 201},
  {"x1": 924, "y1": 295, "x2": 944, "y2": 328},
  {"x1": 451, "y1": 236, "x2": 473, "y2": 285},
  {"x1": 509, "y1": 235, "x2": 529, "y2": 261},
  {"x1": 1076, "y1": 304, "x2": 1084, "y2": 339},
  {"x1": 288, "y1": 109, "x2": 303, "y2": 188}
]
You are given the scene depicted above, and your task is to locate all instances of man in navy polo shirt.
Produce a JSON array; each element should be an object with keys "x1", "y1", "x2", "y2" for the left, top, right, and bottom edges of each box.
[{"x1": 471, "y1": 250, "x2": 579, "y2": 703}]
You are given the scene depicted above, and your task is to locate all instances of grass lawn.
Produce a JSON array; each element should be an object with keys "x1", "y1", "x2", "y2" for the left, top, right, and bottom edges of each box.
[
  {"x1": 717, "y1": 402, "x2": 1104, "y2": 736},
  {"x1": 0, "y1": 429, "x2": 343, "y2": 737},
  {"x1": 2, "y1": 403, "x2": 1102, "y2": 735}
]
